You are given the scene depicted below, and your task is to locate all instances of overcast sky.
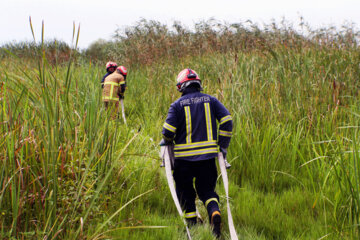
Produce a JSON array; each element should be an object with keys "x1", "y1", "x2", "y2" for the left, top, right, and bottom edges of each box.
[{"x1": 1, "y1": 0, "x2": 360, "y2": 49}]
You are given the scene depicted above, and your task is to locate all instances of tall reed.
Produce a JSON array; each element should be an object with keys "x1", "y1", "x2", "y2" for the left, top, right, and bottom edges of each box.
[{"x1": 1, "y1": 18, "x2": 360, "y2": 239}]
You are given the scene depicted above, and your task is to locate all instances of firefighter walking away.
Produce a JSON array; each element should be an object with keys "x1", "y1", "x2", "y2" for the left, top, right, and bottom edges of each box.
[
  {"x1": 101, "y1": 61, "x2": 117, "y2": 88},
  {"x1": 162, "y1": 68, "x2": 233, "y2": 238},
  {"x1": 102, "y1": 66, "x2": 127, "y2": 119}
]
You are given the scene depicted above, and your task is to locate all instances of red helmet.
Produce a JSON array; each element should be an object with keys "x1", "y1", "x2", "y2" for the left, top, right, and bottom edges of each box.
[
  {"x1": 176, "y1": 68, "x2": 201, "y2": 92},
  {"x1": 117, "y1": 66, "x2": 127, "y2": 76},
  {"x1": 106, "y1": 61, "x2": 117, "y2": 72}
]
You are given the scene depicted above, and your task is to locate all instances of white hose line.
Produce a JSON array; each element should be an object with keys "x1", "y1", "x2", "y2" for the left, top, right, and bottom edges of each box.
[
  {"x1": 120, "y1": 99, "x2": 127, "y2": 125},
  {"x1": 218, "y1": 152, "x2": 238, "y2": 240},
  {"x1": 164, "y1": 146, "x2": 192, "y2": 240}
]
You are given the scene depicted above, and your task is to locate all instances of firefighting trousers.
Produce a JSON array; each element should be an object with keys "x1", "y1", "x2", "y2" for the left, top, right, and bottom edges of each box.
[
  {"x1": 173, "y1": 158, "x2": 220, "y2": 221},
  {"x1": 104, "y1": 101, "x2": 119, "y2": 120}
]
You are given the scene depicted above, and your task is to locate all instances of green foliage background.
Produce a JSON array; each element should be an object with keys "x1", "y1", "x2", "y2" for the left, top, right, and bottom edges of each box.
[{"x1": 0, "y1": 19, "x2": 360, "y2": 239}]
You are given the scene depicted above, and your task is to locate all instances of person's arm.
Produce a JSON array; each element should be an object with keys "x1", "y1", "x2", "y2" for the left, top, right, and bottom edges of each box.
[
  {"x1": 117, "y1": 77, "x2": 126, "y2": 98},
  {"x1": 101, "y1": 74, "x2": 107, "y2": 88},
  {"x1": 214, "y1": 99, "x2": 233, "y2": 151},
  {"x1": 162, "y1": 103, "x2": 178, "y2": 144}
]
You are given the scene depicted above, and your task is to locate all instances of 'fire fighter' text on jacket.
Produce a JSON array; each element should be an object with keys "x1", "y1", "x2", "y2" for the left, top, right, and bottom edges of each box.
[{"x1": 162, "y1": 88, "x2": 233, "y2": 161}]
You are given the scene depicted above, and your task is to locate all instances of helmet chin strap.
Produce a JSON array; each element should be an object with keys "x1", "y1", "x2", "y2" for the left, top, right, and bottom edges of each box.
[{"x1": 178, "y1": 80, "x2": 203, "y2": 92}]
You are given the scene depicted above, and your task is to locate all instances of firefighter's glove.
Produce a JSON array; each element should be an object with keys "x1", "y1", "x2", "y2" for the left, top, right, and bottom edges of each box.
[
  {"x1": 159, "y1": 139, "x2": 173, "y2": 168},
  {"x1": 159, "y1": 139, "x2": 173, "y2": 146},
  {"x1": 220, "y1": 147, "x2": 231, "y2": 169},
  {"x1": 220, "y1": 147, "x2": 227, "y2": 159}
]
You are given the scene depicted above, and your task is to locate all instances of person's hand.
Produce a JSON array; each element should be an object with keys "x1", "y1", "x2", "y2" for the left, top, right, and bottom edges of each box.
[
  {"x1": 159, "y1": 139, "x2": 173, "y2": 146},
  {"x1": 220, "y1": 147, "x2": 227, "y2": 159},
  {"x1": 159, "y1": 139, "x2": 173, "y2": 167},
  {"x1": 220, "y1": 147, "x2": 231, "y2": 168}
]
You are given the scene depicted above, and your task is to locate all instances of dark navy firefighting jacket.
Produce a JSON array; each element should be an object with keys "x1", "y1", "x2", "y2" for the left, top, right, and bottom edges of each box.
[{"x1": 162, "y1": 88, "x2": 233, "y2": 161}]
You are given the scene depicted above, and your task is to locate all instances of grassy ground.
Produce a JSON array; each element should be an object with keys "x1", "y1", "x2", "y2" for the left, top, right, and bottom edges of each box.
[{"x1": 1, "y1": 37, "x2": 360, "y2": 239}]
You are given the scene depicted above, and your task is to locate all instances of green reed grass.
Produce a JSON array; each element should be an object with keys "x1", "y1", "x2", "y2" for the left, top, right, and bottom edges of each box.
[
  {"x1": 1, "y1": 19, "x2": 360, "y2": 239},
  {"x1": 119, "y1": 44, "x2": 359, "y2": 239}
]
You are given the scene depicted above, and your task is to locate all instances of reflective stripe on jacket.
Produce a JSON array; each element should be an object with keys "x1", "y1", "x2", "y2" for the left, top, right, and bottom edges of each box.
[
  {"x1": 162, "y1": 88, "x2": 233, "y2": 161},
  {"x1": 102, "y1": 72, "x2": 125, "y2": 102}
]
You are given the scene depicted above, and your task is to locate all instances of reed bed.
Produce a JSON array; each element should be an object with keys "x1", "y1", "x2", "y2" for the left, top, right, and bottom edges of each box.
[{"x1": 0, "y1": 19, "x2": 360, "y2": 239}]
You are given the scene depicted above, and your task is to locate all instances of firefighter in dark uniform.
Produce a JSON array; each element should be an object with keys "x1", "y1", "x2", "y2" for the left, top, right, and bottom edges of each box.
[
  {"x1": 101, "y1": 61, "x2": 117, "y2": 88},
  {"x1": 162, "y1": 68, "x2": 233, "y2": 238}
]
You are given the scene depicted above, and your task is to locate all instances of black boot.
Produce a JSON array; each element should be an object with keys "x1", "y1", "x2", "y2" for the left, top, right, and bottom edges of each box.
[{"x1": 211, "y1": 211, "x2": 221, "y2": 238}]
